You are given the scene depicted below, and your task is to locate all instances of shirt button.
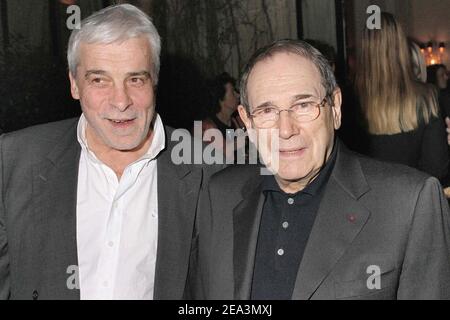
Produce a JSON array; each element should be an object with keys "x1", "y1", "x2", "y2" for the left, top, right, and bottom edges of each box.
[
  {"x1": 287, "y1": 198, "x2": 294, "y2": 205},
  {"x1": 277, "y1": 248, "x2": 285, "y2": 256},
  {"x1": 113, "y1": 202, "x2": 118, "y2": 209},
  {"x1": 103, "y1": 281, "x2": 109, "y2": 287},
  {"x1": 108, "y1": 241, "x2": 114, "y2": 247},
  {"x1": 282, "y1": 221, "x2": 289, "y2": 229}
]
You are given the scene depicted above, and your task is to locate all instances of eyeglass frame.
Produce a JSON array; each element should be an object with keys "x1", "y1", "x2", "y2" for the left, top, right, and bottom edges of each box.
[{"x1": 246, "y1": 95, "x2": 332, "y2": 128}]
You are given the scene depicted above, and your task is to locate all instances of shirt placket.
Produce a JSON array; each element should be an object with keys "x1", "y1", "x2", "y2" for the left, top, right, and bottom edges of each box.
[
  {"x1": 277, "y1": 194, "x2": 299, "y2": 269},
  {"x1": 94, "y1": 165, "x2": 123, "y2": 299},
  {"x1": 104, "y1": 162, "x2": 147, "y2": 299},
  {"x1": 272, "y1": 194, "x2": 285, "y2": 269}
]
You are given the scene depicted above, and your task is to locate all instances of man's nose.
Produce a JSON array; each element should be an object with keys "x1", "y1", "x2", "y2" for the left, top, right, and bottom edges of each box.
[
  {"x1": 278, "y1": 110, "x2": 298, "y2": 139},
  {"x1": 110, "y1": 84, "x2": 132, "y2": 111}
]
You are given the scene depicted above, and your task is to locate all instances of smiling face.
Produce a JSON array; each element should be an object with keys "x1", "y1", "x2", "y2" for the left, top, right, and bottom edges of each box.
[
  {"x1": 238, "y1": 52, "x2": 342, "y2": 193},
  {"x1": 69, "y1": 36, "x2": 155, "y2": 153}
]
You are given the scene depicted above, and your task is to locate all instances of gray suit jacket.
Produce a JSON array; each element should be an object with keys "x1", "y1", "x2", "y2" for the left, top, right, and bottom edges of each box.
[
  {"x1": 197, "y1": 140, "x2": 450, "y2": 299},
  {"x1": 0, "y1": 118, "x2": 217, "y2": 299}
]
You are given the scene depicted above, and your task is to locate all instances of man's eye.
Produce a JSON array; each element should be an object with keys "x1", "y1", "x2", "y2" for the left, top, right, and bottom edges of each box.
[
  {"x1": 260, "y1": 107, "x2": 276, "y2": 114},
  {"x1": 301, "y1": 102, "x2": 314, "y2": 108},
  {"x1": 90, "y1": 77, "x2": 108, "y2": 86},
  {"x1": 129, "y1": 77, "x2": 145, "y2": 86},
  {"x1": 294, "y1": 102, "x2": 315, "y2": 110}
]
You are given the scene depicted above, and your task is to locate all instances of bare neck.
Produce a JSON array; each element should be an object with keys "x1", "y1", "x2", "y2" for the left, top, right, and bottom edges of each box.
[{"x1": 86, "y1": 129, "x2": 154, "y2": 180}]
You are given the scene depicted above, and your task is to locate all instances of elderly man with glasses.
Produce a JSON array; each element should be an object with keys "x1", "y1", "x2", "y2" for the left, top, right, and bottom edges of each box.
[{"x1": 193, "y1": 39, "x2": 450, "y2": 300}]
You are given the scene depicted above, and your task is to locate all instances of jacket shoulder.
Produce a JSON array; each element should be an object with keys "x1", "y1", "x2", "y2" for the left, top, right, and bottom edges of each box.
[
  {"x1": 349, "y1": 151, "x2": 437, "y2": 215},
  {"x1": 0, "y1": 118, "x2": 78, "y2": 159},
  {"x1": 1, "y1": 118, "x2": 78, "y2": 144},
  {"x1": 355, "y1": 152, "x2": 430, "y2": 187},
  {"x1": 210, "y1": 165, "x2": 260, "y2": 191}
]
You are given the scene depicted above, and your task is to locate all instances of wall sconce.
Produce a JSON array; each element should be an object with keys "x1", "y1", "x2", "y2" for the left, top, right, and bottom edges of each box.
[
  {"x1": 419, "y1": 44, "x2": 425, "y2": 54},
  {"x1": 427, "y1": 42, "x2": 433, "y2": 54},
  {"x1": 421, "y1": 41, "x2": 446, "y2": 66}
]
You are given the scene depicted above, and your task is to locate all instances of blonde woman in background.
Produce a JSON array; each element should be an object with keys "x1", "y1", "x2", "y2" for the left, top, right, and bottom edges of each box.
[
  {"x1": 409, "y1": 40, "x2": 427, "y2": 83},
  {"x1": 355, "y1": 12, "x2": 448, "y2": 180},
  {"x1": 412, "y1": 41, "x2": 450, "y2": 152}
]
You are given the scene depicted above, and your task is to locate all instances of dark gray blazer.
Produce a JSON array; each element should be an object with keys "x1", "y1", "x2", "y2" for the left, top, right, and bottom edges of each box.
[
  {"x1": 0, "y1": 118, "x2": 217, "y2": 300},
  {"x1": 196, "y1": 140, "x2": 450, "y2": 300}
]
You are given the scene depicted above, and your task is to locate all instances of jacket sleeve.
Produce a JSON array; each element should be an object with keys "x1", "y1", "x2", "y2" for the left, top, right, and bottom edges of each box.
[
  {"x1": 184, "y1": 165, "x2": 226, "y2": 300},
  {"x1": 183, "y1": 183, "x2": 208, "y2": 300},
  {"x1": 397, "y1": 176, "x2": 450, "y2": 299},
  {"x1": 0, "y1": 135, "x2": 10, "y2": 299}
]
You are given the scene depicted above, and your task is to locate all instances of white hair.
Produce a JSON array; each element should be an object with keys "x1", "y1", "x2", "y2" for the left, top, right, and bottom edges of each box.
[{"x1": 67, "y1": 4, "x2": 161, "y2": 84}]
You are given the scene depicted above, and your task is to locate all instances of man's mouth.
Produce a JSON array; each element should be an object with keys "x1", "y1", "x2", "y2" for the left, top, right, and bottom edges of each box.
[
  {"x1": 110, "y1": 119, "x2": 131, "y2": 122},
  {"x1": 107, "y1": 118, "x2": 136, "y2": 126},
  {"x1": 279, "y1": 147, "x2": 306, "y2": 157}
]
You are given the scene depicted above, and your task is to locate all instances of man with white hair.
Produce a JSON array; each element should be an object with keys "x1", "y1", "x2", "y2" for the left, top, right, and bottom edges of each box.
[{"x1": 0, "y1": 4, "x2": 212, "y2": 300}]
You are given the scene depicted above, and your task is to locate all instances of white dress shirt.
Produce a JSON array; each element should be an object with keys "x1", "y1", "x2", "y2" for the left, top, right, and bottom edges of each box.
[{"x1": 76, "y1": 114, "x2": 165, "y2": 300}]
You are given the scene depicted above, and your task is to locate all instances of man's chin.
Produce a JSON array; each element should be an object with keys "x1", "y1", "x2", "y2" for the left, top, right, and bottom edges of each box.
[
  {"x1": 273, "y1": 165, "x2": 310, "y2": 182},
  {"x1": 276, "y1": 174, "x2": 307, "y2": 182},
  {"x1": 102, "y1": 130, "x2": 151, "y2": 152},
  {"x1": 105, "y1": 138, "x2": 142, "y2": 152}
]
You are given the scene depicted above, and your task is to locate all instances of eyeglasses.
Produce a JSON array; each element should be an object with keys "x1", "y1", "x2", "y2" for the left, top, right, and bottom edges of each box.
[{"x1": 247, "y1": 97, "x2": 329, "y2": 128}]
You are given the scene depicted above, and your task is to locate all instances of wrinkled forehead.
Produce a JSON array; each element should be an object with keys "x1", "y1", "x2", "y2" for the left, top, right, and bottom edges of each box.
[
  {"x1": 247, "y1": 52, "x2": 324, "y2": 106},
  {"x1": 77, "y1": 38, "x2": 153, "y2": 67}
]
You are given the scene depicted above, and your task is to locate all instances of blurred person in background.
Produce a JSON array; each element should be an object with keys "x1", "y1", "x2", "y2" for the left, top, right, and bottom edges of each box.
[
  {"x1": 409, "y1": 41, "x2": 427, "y2": 83},
  {"x1": 201, "y1": 72, "x2": 245, "y2": 161},
  {"x1": 355, "y1": 12, "x2": 448, "y2": 181},
  {"x1": 427, "y1": 64, "x2": 450, "y2": 119},
  {"x1": 427, "y1": 64, "x2": 450, "y2": 195}
]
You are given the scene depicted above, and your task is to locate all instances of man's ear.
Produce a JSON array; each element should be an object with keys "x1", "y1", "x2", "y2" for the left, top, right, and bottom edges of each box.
[
  {"x1": 69, "y1": 72, "x2": 80, "y2": 100},
  {"x1": 331, "y1": 88, "x2": 342, "y2": 130},
  {"x1": 237, "y1": 105, "x2": 252, "y2": 130}
]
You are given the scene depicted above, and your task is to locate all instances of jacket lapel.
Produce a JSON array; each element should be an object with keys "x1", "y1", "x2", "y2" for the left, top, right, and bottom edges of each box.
[
  {"x1": 153, "y1": 128, "x2": 201, "y2": 300},
  {"x1": 32, "y1": 120, "x2": 81, "y2": 299},
  {"x1": 291, "y1": 143, "x2": 371, "y2": 299},
  {"x1": 232, "y1": 171, "x2": 264, "y2": 300}
]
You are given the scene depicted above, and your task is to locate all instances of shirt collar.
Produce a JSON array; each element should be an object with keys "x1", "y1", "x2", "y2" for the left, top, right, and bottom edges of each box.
[
  {"x1": 262, "y1": 139, "x2": 337, "y2": 197},
  {"x1": 76, "y1": 113, "x2": 166, "y2": 164}
]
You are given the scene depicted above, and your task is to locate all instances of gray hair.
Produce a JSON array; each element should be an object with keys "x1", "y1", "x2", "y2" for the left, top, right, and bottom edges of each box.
[
  {"x1": 240, "y1": 39, "x2": 338, "y2": 112},
  {"x1": 67, "y1": 4, "x2": 161, "y2": 84}
]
